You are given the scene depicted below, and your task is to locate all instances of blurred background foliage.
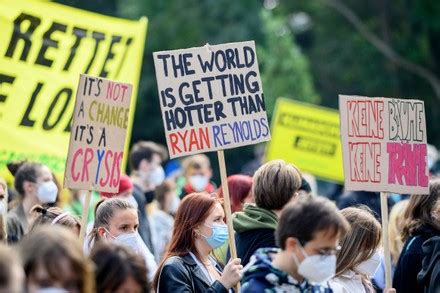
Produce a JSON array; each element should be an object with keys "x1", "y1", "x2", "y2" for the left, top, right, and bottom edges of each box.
[{"x1": 55, "y1": 0, "x2": 440, "y2": 179}]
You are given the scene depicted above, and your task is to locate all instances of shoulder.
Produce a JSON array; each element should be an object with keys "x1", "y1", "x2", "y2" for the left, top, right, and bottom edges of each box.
[{"x1": 329, "y1": 275, "x2": 363, "y2": 293}]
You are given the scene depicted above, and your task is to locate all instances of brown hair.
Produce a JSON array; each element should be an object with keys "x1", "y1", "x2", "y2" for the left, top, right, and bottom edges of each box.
[
  {"x1": 90, "y1": 242, "x2": 148, "y2": 293},
  {"x1": 155, "y1": 180, "x2": 176, "y2": 211},
  {"x1": 19, "y1": 225, "x2": 94, "y2": 293},
  {"x1": 0, "y1": 243, "x2": 23, "y2": 292},
  {"x1": 253, "y1": 160, "x2": 302, "y2": 210},
  {"x1": 336, "y1": 206, "x2": 381, "y2": 276},
  {"x1": 88, "y1": 198, "x2": 136, "y2": 246},
  {"x1": 401, "y1": 177, "x2": 440, "y2": 241},
  {"x1": 153, "y1": 192, "x2": 221, "y2": 289},
  {"x1": 129, "y1": 141, "x2": 168, "y2": 171},
  {"x1": 389, "y1": 200, "x2": 409, "y2": 265},
  {"x1": 12, "y1": 162, "x2": 43, "y2": 196},
  {"x1": 276, "y1": 196, "x2": 349, "y2": 249},
  {"x1": 29, "y1": 205, "x2": 81, "y2": 233}
]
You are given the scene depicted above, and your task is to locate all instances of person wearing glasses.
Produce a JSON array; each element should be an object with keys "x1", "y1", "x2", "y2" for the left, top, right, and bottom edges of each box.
[
  {"x1": 329, "y1": 206, "x2": 396, "y2": 293},
  {"x1": 241, "y1": 197, "x2": 349, "y2": 292}
]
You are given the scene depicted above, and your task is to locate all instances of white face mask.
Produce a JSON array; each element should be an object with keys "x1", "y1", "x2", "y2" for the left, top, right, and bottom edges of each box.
[
  {"x1": 145, "y1": 166, "x2": 165, "y2": 187},
  {"x1": 36, "y1": 288, "x2": 69, "y2": 293},
  {"x1": 37, "y1": 181, "x2": 58, "y2": 204},
  {"x1": 355, "y1": 250, "x2": 382, "y2": 276},
  {"x1": 292, "y1": 242, "x2": 337, "y2": 283},
  {"x1": 0, "y1": 200, "x2": 5, "y2": 214},
  {"x1": 189, "y1": 175, "x2": 209, "y2": 191},
  {"x1": 112, "y1": 232, "x2": 153, "y2": 260}
]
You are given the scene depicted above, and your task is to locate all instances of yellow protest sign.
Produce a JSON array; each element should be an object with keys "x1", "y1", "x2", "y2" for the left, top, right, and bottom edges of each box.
[
  {"x1": 265, "y1": 98, "x2": 344, "y2": 182},
  {"x1": 0, "y1": 0, "x2": 147, "y2": 183}
]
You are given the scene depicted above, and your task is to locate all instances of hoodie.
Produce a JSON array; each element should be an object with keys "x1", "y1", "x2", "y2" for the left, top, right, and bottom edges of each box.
[
  {"x1": 241, "y1": 248, "x2": 333, "y2": 293},
  {"x1": 230, "y1": 203, "x2": 278, "y2": 265},
  {"x1": 418, "y1": 236, "x2": 440, "y2": 293}
]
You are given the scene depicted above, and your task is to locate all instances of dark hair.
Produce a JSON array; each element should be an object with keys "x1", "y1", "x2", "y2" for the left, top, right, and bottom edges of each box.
[
  {"x1": 90, "y1": 242, "x2": 148, "y2": 293},
  {"x1": 89, "y1": 198, "x2": 136, "y2": 246},
  {"x1": 401, "y1": 177, "x2": 440, "y2": 241},
  {"x1": 155, "y1": 180, "x2": 176, "y2": 211},
  {"x1": 253, "y1": 160, "x2": 302, "y2": 210},
  {"x1": 336, "y1": 206, "x2": 381, "y2": 275},
  {"x1": 129, "y1": 141, "x2": 168, "y2": 171},
  {"x1": 29, "y1": 205, "x2": 81, "y2": 233},
  {"x1": 153, "y1": 192, "x2": 221, "y2": 289},
  {"x1": 276, "y1": 197, "x2": 349, "y2": 249},
  {"x1": 19, "y1": 225, "x2": 95, "y2": 293},
  {"x1": 218, "y1": 175, "x2": 253, "y2": 213},
  {"x1": 13, "y1": 162, "x2": 43, "y2": 195}
]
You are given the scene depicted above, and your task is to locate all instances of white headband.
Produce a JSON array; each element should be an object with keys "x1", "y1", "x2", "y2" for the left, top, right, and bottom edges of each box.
[{"x1": 51, "y1": 212, "x2": 70, "y2": 225}]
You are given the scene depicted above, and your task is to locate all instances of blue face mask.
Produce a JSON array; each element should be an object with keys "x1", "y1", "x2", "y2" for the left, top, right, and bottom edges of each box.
[{"x1": 202, "y1": 223, "x2": 228, "y2": 249}]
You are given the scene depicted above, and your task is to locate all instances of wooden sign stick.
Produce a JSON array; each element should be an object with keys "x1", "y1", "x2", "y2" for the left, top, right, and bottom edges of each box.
[
  {"x1": 79, "y1": 190, "x2": 92, "y2": 245},
  {"x1": 380, "y1": 192, "x2": 392, "y2": 289},
  {"x1": 217, "y1": 150, "x2": 240, "y2": 291}
]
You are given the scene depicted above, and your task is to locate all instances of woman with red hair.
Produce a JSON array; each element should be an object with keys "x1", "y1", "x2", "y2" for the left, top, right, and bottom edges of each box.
[
  {"x1": 218, "y1": 175, "x2": 253, "y2": 213},
  {"x1": 154, "y1": 193, "x2": 242, "y2": 292}
]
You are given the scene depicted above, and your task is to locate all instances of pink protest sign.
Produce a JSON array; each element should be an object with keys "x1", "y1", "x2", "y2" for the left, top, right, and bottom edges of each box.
[
  {"x1": 64, "y1": 74, "x2": 133, "y2": 193},
  {"x1": 339, "y1": 95, "x2": 429, "y2": 194}
]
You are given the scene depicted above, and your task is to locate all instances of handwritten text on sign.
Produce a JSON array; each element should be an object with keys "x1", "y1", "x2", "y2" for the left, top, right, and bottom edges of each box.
[
  {"x1": 153, "y1": 41, "x2": 271, "y2": 158},
  {"x1": 64, "y1": 74, "x2": 132, "y2": 192},
  {"x1": 339, "y1": 95, "x2": 429, "y2": 194}
]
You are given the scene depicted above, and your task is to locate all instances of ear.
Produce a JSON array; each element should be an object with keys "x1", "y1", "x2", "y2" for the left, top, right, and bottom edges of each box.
[
  {"x1": 97, "y1": 227, "x2": 106, "y2": 238},
  {"x1": 23, "y1": 181, "x2": 36, "y2": 195},
  {"x1": 285, "y1": 237, "x2": 298, "y2": 252}
]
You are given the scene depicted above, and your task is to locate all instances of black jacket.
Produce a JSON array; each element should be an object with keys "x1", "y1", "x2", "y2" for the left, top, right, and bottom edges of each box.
[
  {"x1": 233, "y1": 228, "x2": 276, "y2": 266},
  {"x1": 393, "y1": 225, "x2": 439, "y2": 293},
  {"x1": 156, "y1": 254, "x2": 228, "y2": 293},
  {"x1": 418, "y1": 235, "x2": 440, "y2": 293},
  {"x1": 132, "y1": 184, "x2": 155, "y2": 254}
]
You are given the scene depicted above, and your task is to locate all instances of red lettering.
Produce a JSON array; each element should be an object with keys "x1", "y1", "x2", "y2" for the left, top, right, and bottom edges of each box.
[
  {"x1": 71, "y1": 148, "x2": 83, "y2": 182},
  {"x1": 169, "y1": 133, "x2": 182, "y2": 155},
  {"x1": 349, "y1": 142, "x2": 381, "y2": 183},
  {"x1": 81, "y1": 148, "x2": 94, "y2": 182}
]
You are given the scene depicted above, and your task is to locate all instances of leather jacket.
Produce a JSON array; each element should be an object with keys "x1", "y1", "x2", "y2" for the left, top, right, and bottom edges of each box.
[{"x1": 156, "y1": 253, "x2": 228, "y2": 293}]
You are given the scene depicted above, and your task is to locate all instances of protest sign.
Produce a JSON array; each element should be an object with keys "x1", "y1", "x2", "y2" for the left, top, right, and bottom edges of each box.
[
  {"x1": 266, "y1": 98, "x2": 343, "y2": 182},
  {"x1": 0, "y1": 0, "x2": 146, "y2": 183},
  {"x1": 339, "y1": 95, "x2": 429, "y2": 194},
  {"x1": 64, "y1": 74, "x2": 132, "y2": 193},
  {"x1": 153, "y1": 41, "x2": 271, "y2": 159}
]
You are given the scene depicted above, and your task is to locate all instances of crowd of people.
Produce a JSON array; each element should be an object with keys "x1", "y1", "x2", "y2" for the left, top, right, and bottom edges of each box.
[{"x1": 0, "y1": 140, "x2": 439, "y2": 292}]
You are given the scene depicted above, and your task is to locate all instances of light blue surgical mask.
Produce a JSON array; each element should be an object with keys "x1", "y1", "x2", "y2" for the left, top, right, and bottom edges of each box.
[{"x1": 201, "y1": 223, "x2": 228, "y2": 249}]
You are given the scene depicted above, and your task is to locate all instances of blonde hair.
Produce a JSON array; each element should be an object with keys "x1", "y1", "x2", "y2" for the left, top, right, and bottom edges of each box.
[
  {"x1": 389, "y1": 200, "x2": 409, "y2": 265},
  {"x1": 29, "y1": 205, "x2": 81, "y2": 233},
  {"x1": 19, "y1": 225, "x2": 94, "y2": 293},
  {"x1": 336, "y1": 206, "x2": 381, "y2": 275},
  {"x1": 88, "y1": 198, "x2": 136, "y2": 246},
  {"x1": 253, "y1": 160, "x2": 302, "y2": 210},
  {"x1": 182, "y1": 154, "x2": 211, "y2": 175}
]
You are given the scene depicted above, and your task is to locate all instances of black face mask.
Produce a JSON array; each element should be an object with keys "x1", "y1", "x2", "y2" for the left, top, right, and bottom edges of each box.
[{"x1": 144, "y1": 190, "x2": 155, "y2": 204}]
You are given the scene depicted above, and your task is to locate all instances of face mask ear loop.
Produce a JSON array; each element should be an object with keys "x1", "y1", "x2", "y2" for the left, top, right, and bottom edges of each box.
[{"x1": 103, "y1": 227, "x2": 116, "y2": 240}]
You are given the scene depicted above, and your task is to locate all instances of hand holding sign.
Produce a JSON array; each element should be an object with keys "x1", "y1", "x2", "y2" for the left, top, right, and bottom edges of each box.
[{"x1": 154, "y1": 41, "x2": 271, "y2": 291}]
